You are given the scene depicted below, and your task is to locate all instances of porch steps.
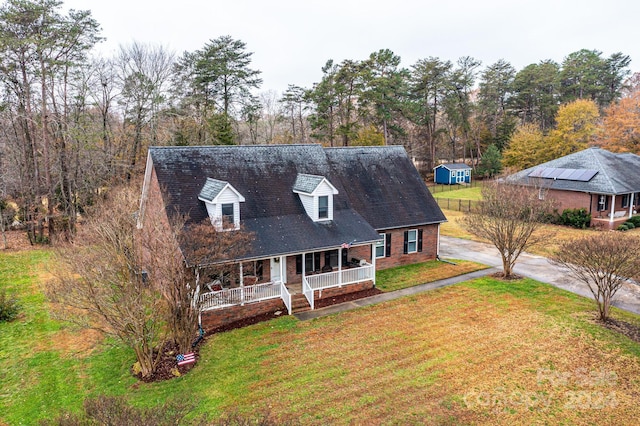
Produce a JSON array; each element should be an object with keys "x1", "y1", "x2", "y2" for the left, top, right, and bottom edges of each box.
[{"x1": 291, "y1": 293, "x2": 311, "y2": 313}]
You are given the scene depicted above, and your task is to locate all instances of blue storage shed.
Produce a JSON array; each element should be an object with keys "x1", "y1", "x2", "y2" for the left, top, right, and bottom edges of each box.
[{"x1": 434, "y1": 163, "x2": 472, "y2": 185}]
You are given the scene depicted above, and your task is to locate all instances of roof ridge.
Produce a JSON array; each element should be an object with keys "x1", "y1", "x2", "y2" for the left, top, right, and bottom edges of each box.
[
  {"x1": 149, "y1": 144, "x2": 322, "y2": 150},
  {"x1": 590, "y1": 149, "x2": 616, "y2": 193}
]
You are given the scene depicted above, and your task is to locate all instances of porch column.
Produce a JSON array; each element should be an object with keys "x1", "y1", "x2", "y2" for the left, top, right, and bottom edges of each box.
[
  {"x1": 302, "y1": 252, "x2": 306, "y2": 284},
  {"x1": 630, "y1": 193, "x2": 635, "y2": 218},
  {"x1": 371, "y1": 243, "x2": 376, "y2": 287},
  {"x1": 610, "y1": 195, "x2": 616, "y2": 224},
  {"x1": 338, "y1": 248, "x2": 342, "y2": 286},
  {"x1": 239, "y1": 262, "x2": 244, "y2": 305},
  {"x1": 279, "y1": 255, "x2": 284, "y2": 284}
]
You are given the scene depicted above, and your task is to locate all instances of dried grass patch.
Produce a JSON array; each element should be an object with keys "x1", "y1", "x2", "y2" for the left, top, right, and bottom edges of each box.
[
  {"x1": 243, "y1": 284, "x2": 640, "y2": 425},
  {"x1": 49, "y1": 328, "x2": 103, "y2": 358}
]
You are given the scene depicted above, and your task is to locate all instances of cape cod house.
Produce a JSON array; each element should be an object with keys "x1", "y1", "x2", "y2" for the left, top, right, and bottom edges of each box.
[
  {"x1": 506, "y1": 147, "x2": 640, "y2": 229},
  {"x1": 139, "y1": 144, "x2": 446, "y2": 330}
]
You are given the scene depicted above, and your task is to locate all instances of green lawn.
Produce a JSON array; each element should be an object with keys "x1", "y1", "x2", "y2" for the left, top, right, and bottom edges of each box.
[
  {"x1": 3, "y1": 250, "x2": 640, "y2": 424},
  {"x1": 430, "y1": 184, "x2": 483, "y2": 201},
  {"x1": 376, "y1": 258, "x2": 487, "y2": 292}
]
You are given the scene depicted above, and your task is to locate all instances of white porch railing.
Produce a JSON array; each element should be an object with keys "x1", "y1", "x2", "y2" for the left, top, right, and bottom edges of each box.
[
  {"x1": 280, "y1": 281, "x2": 292, "y2": 315},
  {"x1": 303, "y1": 262, "x2": 375, "y2": 310},
  {"x1": 306, "y1": 262, "x2": 375, "y2": 290},
  {"x1": 302, "y1": 278, "x2": 314, "y2": 310},
  {"x1": 200, "y1": 281, "x2": 283, "y2": 311}
]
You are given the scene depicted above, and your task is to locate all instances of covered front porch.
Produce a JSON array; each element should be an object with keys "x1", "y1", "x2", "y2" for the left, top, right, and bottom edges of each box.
[
  {"x1": 590, "y1": 192, "x2": 639, "y2": 229},
  {"x1": 198, "y1": 243, "x2": 377, "y2": 314}
]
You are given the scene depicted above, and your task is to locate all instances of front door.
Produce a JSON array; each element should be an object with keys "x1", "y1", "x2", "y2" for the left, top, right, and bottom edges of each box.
[{"x1": 270, "y1": 257, "x2": 285, "y2": 283}]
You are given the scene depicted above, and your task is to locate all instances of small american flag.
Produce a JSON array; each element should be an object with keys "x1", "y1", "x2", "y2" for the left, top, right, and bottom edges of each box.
[
  {"x1": 341, "y1": 242, "x2": 351, "y2": 249},
  {"x1": 176, "y1": 352, "x2": 196, "y2": 366}
]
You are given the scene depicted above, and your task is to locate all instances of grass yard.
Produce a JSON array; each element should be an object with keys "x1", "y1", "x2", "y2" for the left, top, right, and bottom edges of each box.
[
  {"x1": 3, "y1": 250, "x2": 640, "y2": 424},
  {"x1": 430, "y1": 184, "x2": 483, "y2": 201},
  {"x1": 376, "y1": 259, "x2": 487, "y2": 292}
]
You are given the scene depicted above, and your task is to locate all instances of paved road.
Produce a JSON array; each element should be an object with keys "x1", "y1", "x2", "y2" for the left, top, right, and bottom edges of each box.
[{"x1": 439, "y1": 236, "x2": 640, "y2": 315}]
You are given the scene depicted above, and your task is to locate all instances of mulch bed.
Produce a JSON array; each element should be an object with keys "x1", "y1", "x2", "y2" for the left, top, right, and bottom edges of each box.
[
  {"x1": 490, "y1": 271, "x2": 523, "y2": 280},
  {"x1": 209, "y1": 287, "x2": 384, "y2": 334},
  {"x1": 601, "y1": 317, "x2": 640, "y2": 343},
  {"x1": 314, "y1": 287, "x2": 383, "y2": 309},
  {"x1": 132, "y1": 340, "x2": 198, "y2": 383}
]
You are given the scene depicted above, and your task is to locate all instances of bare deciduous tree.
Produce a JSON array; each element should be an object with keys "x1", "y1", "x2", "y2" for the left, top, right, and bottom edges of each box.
[
  {"x1": 552, "y1": 233, "x2": 640, "y2": 321},
  {"x1": 466, "y1": 181, "x2": 554, "y2": 278},
  {"x1": 152, "y1": 220, "x2": 252, "y2": 352},
  {"x1": 48, "y1": 185, "x2": 166, "y2": 378}
]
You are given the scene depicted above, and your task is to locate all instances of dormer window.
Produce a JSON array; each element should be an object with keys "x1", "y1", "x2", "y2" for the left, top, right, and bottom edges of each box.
[
  {"x1": 221, "y1": 203, "x2": 235, "y2": 228},
  {"x1": 198, "y1": 178, "x2": 245, "y2": 231},
  {"x1": 293, "y1": 173, "x2": 339, "y2": 222},
  {"x1": 318, "y1": 196, "x2": 329, "y2": 219}
]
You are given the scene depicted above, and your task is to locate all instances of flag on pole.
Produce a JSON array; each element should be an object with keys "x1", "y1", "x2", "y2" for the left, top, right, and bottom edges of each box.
[{"x1": 341, "y1": 242, "x2": 351, "y2": 249}]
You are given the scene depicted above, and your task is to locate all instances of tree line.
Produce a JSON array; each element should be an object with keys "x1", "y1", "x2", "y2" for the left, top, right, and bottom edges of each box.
[{"x1": 0, "y1": 0, "x2": 636, "y2": 242}]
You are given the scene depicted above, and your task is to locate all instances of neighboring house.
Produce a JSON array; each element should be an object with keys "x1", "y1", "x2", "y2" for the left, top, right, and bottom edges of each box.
[
  {"x1": 506, "y1": 147, "x2": 640, "y2": 229},
  {"x1": 139, "y1": 144, "x2": 447, "y2": 330},
  {"x1": 434, "y1": 163, "x2": 472, "y2": 185}
]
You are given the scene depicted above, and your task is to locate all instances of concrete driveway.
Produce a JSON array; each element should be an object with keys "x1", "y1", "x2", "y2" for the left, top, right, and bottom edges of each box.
[{"x1": 439, "y1": 236, "x2": 640, "y2": 315}]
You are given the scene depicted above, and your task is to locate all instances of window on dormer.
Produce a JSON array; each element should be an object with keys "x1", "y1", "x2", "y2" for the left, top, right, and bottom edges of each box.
[
  {"x1": 318, "y1": 196, "x2": 329, "y2": 219},
  {"x1": 221, "y1": 203, "x2": 234, "y2": 228}
]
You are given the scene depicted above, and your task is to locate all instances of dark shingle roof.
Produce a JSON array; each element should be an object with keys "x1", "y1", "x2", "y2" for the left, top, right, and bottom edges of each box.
[
  {"x1": 435, "y1": 163, "x2": 472, "y2": 170},
  {"x1": 506, "y1": 148, "x2": 640, "y2": 195},
  {"x1": 149, "y1": 144, "x2": 445, "y2": 260},
  {"x1": 324, "y1": 146, "x2": 447, "y2": 229}
]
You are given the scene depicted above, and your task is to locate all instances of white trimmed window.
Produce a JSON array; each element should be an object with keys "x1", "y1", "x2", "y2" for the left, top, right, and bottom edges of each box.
[
  {"x1": 407, "y1": 229, "x2": 418, "y2": 253},
  {"x1": 375, "y1": 234, "x2": 386, "y2": 258},
  {"x1": 221, "y1": 203, "x2": 235, "y2": 229},
  {"x1": 318, "y1": 195, "x2": 329, "y2": 219}
]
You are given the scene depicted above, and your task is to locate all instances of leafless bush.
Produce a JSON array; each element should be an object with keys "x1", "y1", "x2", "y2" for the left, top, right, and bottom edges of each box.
[{"x1": 552, "y1": 232, "x2": 640, "y2": 321}]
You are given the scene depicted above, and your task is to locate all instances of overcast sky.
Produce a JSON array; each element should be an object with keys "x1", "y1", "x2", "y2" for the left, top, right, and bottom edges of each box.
[{"x1": 64, "y1": 0, "x2": 640, "y2": 94}]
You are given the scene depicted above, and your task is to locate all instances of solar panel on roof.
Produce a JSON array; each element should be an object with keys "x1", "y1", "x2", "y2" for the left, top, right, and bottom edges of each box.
[
  {"x1": 576, "y1": 169, "x2": 598, "y2": 181},
  {"x1": 558, "y1": 169, "x2": 576, "y2": 180},
  {"x1": 527, "y1": 167, "x2": 598, "y2": 182}
]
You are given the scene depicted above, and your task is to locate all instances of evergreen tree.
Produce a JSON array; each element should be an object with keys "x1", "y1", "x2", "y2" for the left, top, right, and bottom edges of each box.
[{"x1": 477, "y1": 144, "x2": 503, "y2": 178}]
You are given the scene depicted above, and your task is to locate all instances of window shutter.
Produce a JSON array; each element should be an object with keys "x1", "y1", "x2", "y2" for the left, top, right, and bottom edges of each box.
[
  {"x1": 385, "y1": 233, "x2": 392, "y2": 257},
  {"x1": 324, "y1": 251, "x2": 331, "y2": 266},
  {"x1": 403, "y1": 231, "x2": 409, "y2": 254},
  {"x1": 418, "y1": 229, "x2": 423, "y2": 252},
  {"x1": 341, "y1": 249, "x2": 349, "y2": 266},
  {"x1": 314, "y1": 252, "x2": 321, "y2": 271},
  {"x1": 295, "y1": 255, "x2": 302, "y2": 274}
]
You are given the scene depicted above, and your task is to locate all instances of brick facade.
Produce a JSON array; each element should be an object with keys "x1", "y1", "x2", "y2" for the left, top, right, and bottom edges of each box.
[
  {"x1": 200, "y1": 298, "x2": 285, "y2": 331},
  {"x1": 260, "y1": 224, "x2": 440, "y2": 283},
  {"x1": 374, "y1": 224, "x2": 439, "y2": 269},
  {"x1": 544, "y1": 189, "x2": 638, "y2": 228}
]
